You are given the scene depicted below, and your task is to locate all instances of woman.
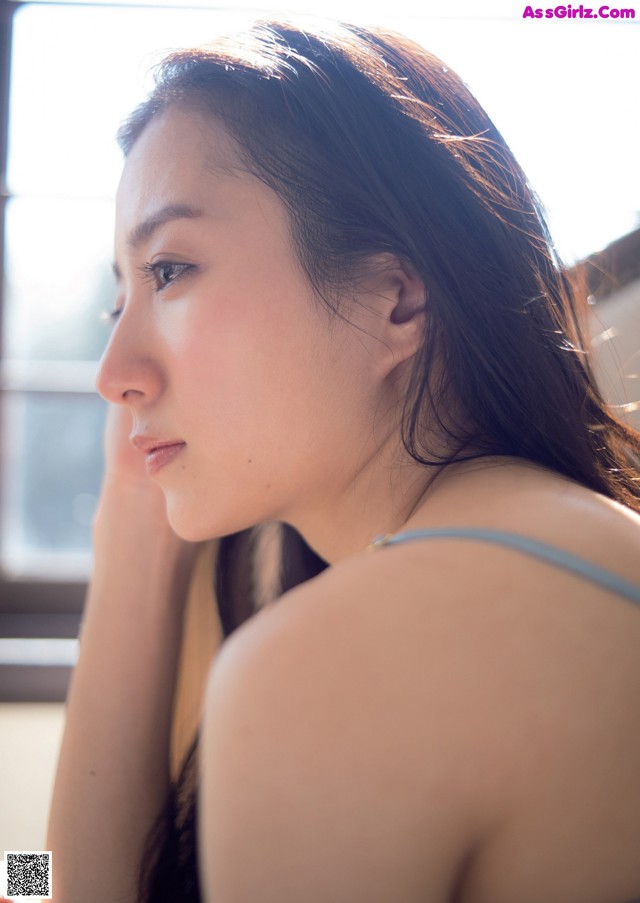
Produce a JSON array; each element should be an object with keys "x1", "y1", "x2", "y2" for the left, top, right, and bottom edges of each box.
[{"x1": 47, "y1": 19, "x2": 640, "y2": 903}]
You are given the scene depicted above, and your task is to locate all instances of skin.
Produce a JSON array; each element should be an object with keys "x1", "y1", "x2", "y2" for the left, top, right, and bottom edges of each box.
[
  {"x1": 99, "y1": 106, "x2": 430, "y2": 563},
  {"x1": 94, "y1": 106, "x2": 640, "y2": 902}
]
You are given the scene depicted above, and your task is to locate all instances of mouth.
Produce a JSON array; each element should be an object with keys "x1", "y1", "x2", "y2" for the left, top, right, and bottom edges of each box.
[{"x1": 131, "y1": 435, "x2": 186, "y2": 477}]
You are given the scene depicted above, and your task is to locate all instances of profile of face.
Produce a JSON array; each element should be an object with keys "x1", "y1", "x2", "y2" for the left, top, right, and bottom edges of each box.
[{"x1": 97, "y1": 106, "x2": 415, "y2": 543}]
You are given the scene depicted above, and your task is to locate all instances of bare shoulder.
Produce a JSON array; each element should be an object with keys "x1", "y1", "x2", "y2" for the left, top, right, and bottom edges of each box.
[
  {"x1": 199, "y1": 482, "x2": 640, "y2": 901},
  {"x1": 411, "y1": 458, "x2": 640, "y2": 586},
  {"x1": 198, "y1": 550, "x2": 495, "y2": 903}
]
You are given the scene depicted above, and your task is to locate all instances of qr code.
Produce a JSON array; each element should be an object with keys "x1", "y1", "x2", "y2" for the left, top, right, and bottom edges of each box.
[{"x1": 3, "y1": 851, "x2": 52, "y2": 899}]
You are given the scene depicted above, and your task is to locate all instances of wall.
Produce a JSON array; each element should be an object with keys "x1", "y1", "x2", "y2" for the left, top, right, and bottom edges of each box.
[
  {"x1": 589, "y1": 276, "x2": 640, "y2": 433},
  {"x1": 0, "y1": 704, "x2": 65, "y2": 856}
]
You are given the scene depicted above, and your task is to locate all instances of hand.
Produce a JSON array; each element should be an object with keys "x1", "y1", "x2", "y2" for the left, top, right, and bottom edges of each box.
[
  {"x1": 102, "y1": 403, "x2": 150, "y2": 488},
  {"x1": 94, "y1": 404, "x2": 180, "y2": 550}
]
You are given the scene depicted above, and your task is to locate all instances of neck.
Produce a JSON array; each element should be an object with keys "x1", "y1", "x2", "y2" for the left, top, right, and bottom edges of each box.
[
  {"x1": 288, "y1": 450, "x2": 536, "y2": 566},
  {"x1": 284, "y1": 435, "x2": 445, "y2": 565}
]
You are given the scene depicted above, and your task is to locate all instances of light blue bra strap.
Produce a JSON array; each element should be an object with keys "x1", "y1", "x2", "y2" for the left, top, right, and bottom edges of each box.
[{"x1": 369, "y1": 528, "x2": 640, "y2": 606}]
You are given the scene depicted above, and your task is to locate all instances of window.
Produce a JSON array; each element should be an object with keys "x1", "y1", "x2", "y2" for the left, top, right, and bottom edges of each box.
[
  {"x1": 0, "y1": 0, "x2": 255, "y2": 699},
  {"x1": 1, "y1": 0, "x2": 638, "y2": 700}
]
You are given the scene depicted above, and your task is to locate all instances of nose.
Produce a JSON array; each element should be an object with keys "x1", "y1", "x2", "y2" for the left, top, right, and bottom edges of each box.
[{"x1": 96, "y1": 308, "x2": 164, "y2": 406}]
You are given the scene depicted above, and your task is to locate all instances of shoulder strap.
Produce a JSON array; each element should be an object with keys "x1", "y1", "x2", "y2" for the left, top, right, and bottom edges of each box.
[{"x1": 369, "y1": 528, "x2": 640, "y2": 606}]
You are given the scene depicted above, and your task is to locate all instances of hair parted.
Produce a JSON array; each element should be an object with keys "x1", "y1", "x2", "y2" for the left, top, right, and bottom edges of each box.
[{"x1": 119, "y1": 19, "x2": 640, "y2": 901}]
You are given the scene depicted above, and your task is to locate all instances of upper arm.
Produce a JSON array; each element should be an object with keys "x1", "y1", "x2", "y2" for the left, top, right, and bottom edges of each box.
[{"x1": 196, "y1": 576, "x2": 479, "y2": 903}]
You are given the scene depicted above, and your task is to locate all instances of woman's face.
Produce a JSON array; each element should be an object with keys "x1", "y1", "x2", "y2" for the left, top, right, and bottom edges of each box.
[{"x1": 98, "y1": 106, "x2": 385, "y2": 543}]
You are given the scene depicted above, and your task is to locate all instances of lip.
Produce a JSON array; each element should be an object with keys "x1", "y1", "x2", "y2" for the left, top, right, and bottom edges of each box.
[{"x1": 131, "y1": 435, "x2": 186, "y2": 477}]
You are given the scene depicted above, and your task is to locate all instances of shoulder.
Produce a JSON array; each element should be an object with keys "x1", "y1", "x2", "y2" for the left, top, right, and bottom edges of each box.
[
  {"x1": 472, "y1": 460, "x2": 640, "y2": 577},
  {"x1": 198, "y1": 552, "x2": 491, "y2": 902},
  {"x1": 198, "y1": 522, "x2": 640, "y2": 901}
]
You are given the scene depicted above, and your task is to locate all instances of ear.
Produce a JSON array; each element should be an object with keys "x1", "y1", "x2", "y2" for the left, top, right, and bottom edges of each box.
[{"x1": 349, "y1": 254, "x2": 426, "y2": 377}]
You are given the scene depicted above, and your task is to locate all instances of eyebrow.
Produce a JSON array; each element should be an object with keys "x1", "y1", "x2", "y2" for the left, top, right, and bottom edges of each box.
[
  {"x1": 127, "y1": 203, "x2": 205, "y2": 250},
  {"x1": 112, "y1": 203, "x2": 205, "y2": 281}
]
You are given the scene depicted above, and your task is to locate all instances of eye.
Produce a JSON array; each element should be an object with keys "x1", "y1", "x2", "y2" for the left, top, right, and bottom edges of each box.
[
  {"x1": 140, "y1": 260, "x2": 194, "y2": 292},
  {"x1": 100, "y1": 307, "x2": 122, "y2": 324},
  {"x1": 100, "y1": 289, "x2": 124, "y2": 325}
]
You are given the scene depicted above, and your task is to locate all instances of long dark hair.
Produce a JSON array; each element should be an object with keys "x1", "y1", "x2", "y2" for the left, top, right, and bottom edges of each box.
[{"x1": 122, "y1": 19, "x2": 640, "y2": 900}]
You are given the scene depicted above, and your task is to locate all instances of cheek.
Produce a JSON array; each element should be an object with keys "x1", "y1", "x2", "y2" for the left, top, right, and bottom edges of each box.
[
  {"x1": 162, "y1": 305, "x2": 288, "y2": 443},
  {"x1": 159, "y1": 271, "x2": 363, "y2": 448},
  {"x1": 184, "y1": 283, "x2": 324, "y2": 396}
]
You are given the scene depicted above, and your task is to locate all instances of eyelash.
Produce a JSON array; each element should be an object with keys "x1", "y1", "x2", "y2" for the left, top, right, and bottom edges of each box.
[
  {"x1": 102, "y1": 260, "x2": 194, "y2": 323},
  {"x1": 139, "y1": 260, "x2": 194, "y2": 292}
]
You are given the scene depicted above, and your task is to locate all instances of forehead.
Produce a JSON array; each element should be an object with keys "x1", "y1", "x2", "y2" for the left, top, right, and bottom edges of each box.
[{"x1": 115, "y1": 106, "x2": 243, "y2": 225}]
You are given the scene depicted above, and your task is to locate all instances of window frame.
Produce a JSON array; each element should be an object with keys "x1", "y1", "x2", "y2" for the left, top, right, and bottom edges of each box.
[{"x1": 0, "y1": 0, "x2": 83, "y2": 702}]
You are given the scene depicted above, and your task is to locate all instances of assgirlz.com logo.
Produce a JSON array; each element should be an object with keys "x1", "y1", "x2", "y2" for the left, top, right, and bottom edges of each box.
[{"x1": 523, "y1": 3, "x2": 635, "y2": 15}]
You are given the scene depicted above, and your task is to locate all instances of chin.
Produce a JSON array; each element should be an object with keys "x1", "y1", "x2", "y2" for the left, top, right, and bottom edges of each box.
[
  {"x1": 164, "y1": 492, "x2": 258, "y2": 543},
  {"x1": 162, "y1": 494, "x2": 211, "y2": 542},
  {"x1": 166, "y1": 509, "x2": 221, "y2": 543}
]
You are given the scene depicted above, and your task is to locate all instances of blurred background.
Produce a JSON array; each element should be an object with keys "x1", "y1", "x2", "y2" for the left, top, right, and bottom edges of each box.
[{"x1": 0, "y1": 0, "x2": 638, "y2": 857}]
